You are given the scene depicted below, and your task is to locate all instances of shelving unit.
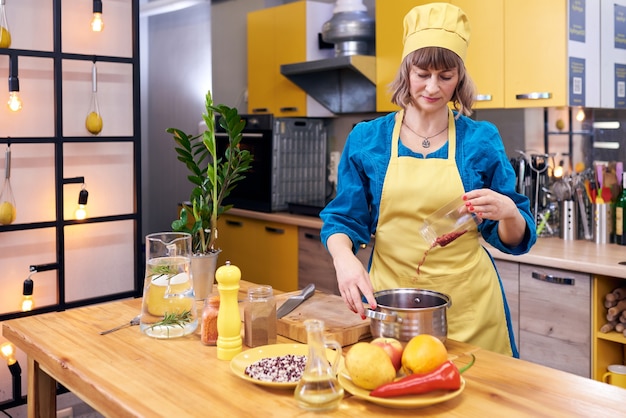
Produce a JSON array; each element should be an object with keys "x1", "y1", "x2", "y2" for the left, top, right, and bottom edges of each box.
[
  {"x1": 0, "y1": 0, "x2": 141, "y2": 323},
  {"x1": 592, "y1": 276, "x2": 626, "y2": 381}
]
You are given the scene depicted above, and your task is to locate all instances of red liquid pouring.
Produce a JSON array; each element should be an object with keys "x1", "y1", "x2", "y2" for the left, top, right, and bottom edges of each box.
[{"x1": 416, "y1": 230, "x2": 468, "y2": 275}]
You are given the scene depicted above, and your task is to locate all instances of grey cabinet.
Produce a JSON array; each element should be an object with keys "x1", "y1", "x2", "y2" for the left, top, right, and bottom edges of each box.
[
  {"x1": 519, "y1": 264, "x2": 591, "y2": 377},
  {"x1": 298, "y1": 227, "x2": 373, "y2": 295}
]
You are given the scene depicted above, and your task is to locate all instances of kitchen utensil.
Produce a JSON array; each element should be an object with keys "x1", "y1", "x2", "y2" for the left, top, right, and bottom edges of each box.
[
  {"x1": 275, "y1": 291, "x2": 370, "y2": 346},
  {"x1": 0, "y1": 143, "x2": 16, "y2": 225},
  {"x1": 276, "y1": 283, "x2": 315, "y2": 318},
  {"x1": 365, "y1": 288, "x2": 450, "y2": 342},
  {"x1": 559, "y1": 200, "x2": 577, "y2": 240},
  {"x1": 576, "y1": 187, "x2": 592, "y2": 240},
  {"x1": 100, "y1": 315, "x2": 140, "y2": 335},
  {"x1": 596, "y1": 165, "x2": 605, "y2": 204}
]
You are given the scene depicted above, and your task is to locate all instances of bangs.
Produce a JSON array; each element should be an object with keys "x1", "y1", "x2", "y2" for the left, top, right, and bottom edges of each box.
[{"x1": 410, "y1": 47, "x2": 461, "y2": 70}]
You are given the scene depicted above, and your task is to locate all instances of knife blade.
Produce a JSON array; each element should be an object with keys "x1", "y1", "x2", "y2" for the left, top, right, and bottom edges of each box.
[{"x1": 276, "y1": 283, "x2": 315, "y2": 319}]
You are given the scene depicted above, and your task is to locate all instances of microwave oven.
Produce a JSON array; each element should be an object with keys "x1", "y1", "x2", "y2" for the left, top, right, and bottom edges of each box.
[{"x1": 209, "y1": 114, "x2": 328, "y2": 213}]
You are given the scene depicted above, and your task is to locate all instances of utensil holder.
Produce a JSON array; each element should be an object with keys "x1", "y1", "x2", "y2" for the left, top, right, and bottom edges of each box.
[
  {"x1": 593, "y1": 203, "x2": 611, "y2": 244},
  {"x1": 559, "y1": 200, "x2": 577, "y2": 240}
]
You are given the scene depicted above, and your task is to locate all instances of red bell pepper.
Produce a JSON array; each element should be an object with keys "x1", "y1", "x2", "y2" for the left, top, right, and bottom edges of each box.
[{"x1": 369, "y1": 354, "x2": 475, "y2": 398}]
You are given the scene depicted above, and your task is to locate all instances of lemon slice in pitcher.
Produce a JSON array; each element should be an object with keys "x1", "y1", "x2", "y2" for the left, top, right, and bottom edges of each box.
[{"x1": 146, "y1": 272, "x2": 193, "y2": 316}]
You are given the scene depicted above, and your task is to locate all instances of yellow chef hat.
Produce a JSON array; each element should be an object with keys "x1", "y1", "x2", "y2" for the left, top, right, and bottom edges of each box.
[{"x1": 401, "y1": 2, "x2": 470, "y2": 61}]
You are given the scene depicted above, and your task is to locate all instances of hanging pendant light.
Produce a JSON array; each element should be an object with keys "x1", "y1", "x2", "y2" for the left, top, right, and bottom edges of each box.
[
  {"x1": 75, "y1": 184, "x2": 89, "y2": 220},
  {"x1": 85, "y1": 60, "x2": 103, "y2": 135},
  {"x1": 0, "y1": 0, "x2": 11, "y2": 48},
  {"x1": 91, "y1": 0, "x2": 104, "y2": 32},
  {"x1": 7, "y1": 54, "x2": 22, "y2": 112}
]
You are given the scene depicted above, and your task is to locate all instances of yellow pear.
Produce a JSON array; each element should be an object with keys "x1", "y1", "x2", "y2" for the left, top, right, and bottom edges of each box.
[{"x1": 344, "y1": 342, "x2": 396, "y2": 390}]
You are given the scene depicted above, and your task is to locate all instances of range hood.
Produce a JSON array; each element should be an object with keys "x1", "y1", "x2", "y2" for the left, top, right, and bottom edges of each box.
[{"x1": 280, "y1": 55, "x2": 376, "y2": 114}]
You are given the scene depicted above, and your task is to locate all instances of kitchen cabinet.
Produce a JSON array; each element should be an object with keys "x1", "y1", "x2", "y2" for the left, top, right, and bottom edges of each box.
[
  {"x1": 519, "y1": 264, "x2": 591, "y2": 377},
  {"x1": 600, "y1": 0, "x2": 626, "y2": 108},
  {"x1": 247, "y1": 1, "x2": 333, "y2": 117},
  {"x1": 374, "y1": 0, "x2": 505, "y2": 110},
  {"x1": 592, "y1": 275, "x2": 626, "y2": 382},
  {"x1": 217, "y1": 214, "x2": 299, "y2": 292},
  {"x1": 298, "y1": 226, "x2": 373, "y2": 295},
  {"x1": 375, "y1": 0, "x2": 602, "y2": 110}
]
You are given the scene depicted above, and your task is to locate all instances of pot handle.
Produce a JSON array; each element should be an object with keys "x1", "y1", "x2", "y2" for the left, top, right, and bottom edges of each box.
[{"x1": 365, "y1": 309, "x2": 401, "y2": 323}]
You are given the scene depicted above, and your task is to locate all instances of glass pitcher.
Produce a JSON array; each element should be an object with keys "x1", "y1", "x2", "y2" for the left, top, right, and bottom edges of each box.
[
  {"x1": 294, "y1": 319, "x2": 344, "y2": 411},
  {"x1": 140, "y1": 232, "x2": 198, "y2": 338}
]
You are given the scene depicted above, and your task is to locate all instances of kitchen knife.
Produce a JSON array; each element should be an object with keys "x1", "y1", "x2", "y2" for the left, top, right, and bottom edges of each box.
[{"x1": 276, "y1": 283, "x2": 315, "y2": 319}]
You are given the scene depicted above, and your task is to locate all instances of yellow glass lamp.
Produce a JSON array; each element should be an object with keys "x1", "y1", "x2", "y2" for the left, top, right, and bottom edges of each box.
[
  {"x1": 86, "y1": 61, "x2": 103, "y2": 135},
  {"x1": 91, "y1": 0, "x2": 104, "y2": 32}
]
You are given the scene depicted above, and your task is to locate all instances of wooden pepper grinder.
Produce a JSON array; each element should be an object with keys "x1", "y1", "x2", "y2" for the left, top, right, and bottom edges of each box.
[{"x1": 215, "y1": 261, "x2": 242, "y2": 360}]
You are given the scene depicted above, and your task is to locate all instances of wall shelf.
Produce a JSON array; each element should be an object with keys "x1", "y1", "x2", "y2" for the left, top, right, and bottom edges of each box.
[{"x1": 0, "y1": 0, "x2": 142, "y2": 323}]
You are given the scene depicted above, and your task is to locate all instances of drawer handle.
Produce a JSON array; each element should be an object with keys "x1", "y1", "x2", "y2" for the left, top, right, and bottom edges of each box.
[
  {"x1": 225, "y1": 220, "x2": 243, "y2": 227},
  {"x1": 515, "y1": 92, "x2": 552, "y2": 100},
  {"x1": 251, "y1": 108, "x2": 269, "y2": 113},
  {"x1": 531, "y1": 271, "x2": 574, "y2": 286},
  {"x1": 304, "y1": 232, "x2": 321, "y2": 241},
  {"x1": 265, "y1": 226, "x2": 285, "y2": 234},
  {"x1": 475, "y1": 94, "x2": 492, "y2": 101},
  {"x1": 279, "y1": 107, "x2": 298, "y2": 112}
]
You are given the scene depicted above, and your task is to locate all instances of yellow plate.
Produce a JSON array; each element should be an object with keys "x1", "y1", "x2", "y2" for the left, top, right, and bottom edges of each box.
[
  {"x1": 338, "y1": 366, "x2": 465, "y2": 409},
  {"x1": 230, "y1": 343, "x2": 343, "y2": 389}
]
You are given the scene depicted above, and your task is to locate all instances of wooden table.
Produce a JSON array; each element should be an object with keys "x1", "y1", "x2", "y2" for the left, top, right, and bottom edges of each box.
[{"x1": 3, "y1": 282, "x2": 626, "y2": 417}]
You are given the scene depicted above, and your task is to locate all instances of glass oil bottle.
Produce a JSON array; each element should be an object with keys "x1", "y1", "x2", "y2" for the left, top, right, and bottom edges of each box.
[{"x1": 294, "y1": 319, "x2": 344, "y2": 411}]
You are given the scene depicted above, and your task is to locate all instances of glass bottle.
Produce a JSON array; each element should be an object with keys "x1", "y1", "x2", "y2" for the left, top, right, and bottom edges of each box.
[
  {"x1": 616, "y1": 173, "x2": 626, "y2": 246},
  {"x1": 244, "y1": 285, "x2": 276, "y2": 347},
  {"x1": 85, "y1": 62, "x2": 103, "y2": 135},
  {"x1": 0, "y1": 0, "x2": 11, "y2": 49},
  {"x1": 294, "y1": 319, "x2": 344, "y2": 412},
  {"x1": 0, "y1": 144, "x2": 16, "y2": 225},
  {"x1": 201, "y1": 296, "x2": 220, "y2": 345}
]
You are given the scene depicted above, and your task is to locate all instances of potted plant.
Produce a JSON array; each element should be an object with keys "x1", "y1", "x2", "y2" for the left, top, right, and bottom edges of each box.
[{"x1": 167, "y1": 90, "x2": 253, "y2": 299}]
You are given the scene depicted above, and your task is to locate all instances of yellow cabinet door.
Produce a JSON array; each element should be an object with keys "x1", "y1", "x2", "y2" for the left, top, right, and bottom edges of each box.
[
  {"x1": 247, "y1": 4, "x2": 307, "y2": 116},
  {"x1": 375, "y1": 0, "x2": 434, "y2": 112},
  {"x1": 452, "y1": 0, "x2": 505, "y2": 109},
  {"x1": 273, "y1": 2, "x2": 308, "y2": 117},
  {"x1": 217, "y1": 215, "x2": 298, "y2": 292},
  {"x1": 247, "y1": 8, "x2": 277, "y2": 114},
  {"x1": 504, "y1": 0, "x2": 568, "y2": 108}
]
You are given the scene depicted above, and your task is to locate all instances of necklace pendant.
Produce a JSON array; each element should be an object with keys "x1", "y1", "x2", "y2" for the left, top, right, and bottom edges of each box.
[{"x1": 422, "y1": 139, "x2": 431, "y2": 148}]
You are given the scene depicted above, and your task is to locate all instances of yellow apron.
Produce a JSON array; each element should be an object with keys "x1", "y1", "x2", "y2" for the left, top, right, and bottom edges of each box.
[{"x1": 370, "y1": 109, "x2": 513, "y2": 355}]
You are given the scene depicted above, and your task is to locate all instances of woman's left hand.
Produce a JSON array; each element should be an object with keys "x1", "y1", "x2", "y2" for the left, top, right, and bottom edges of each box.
[
  {"x1": 463, "y1": 189, "x2": 527, "y2": 246},
  {"x1": 462, "y1": 189, "x2": 518, "y2": 221}
]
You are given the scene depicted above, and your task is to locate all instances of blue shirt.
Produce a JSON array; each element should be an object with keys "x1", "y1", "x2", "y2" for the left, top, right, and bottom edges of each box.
[{"x1": 320, "y1": 111, "x2": 537, "y2": 255}]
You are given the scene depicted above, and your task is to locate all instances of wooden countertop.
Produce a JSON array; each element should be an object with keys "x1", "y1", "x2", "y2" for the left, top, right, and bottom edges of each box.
[
  {"x1": 3, "y1": 281, "x2": 626, "y2": 417},
  {"x1": 229, "y1": 209, "x2": 626, "y2": 279}
]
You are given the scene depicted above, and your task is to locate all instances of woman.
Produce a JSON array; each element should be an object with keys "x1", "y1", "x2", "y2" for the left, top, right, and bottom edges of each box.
[{"x1": 320, "y1": 3, "x2": 536, "y2": 357}]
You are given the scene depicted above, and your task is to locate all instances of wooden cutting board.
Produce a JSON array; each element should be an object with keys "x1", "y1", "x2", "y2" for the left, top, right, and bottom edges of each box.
[{"x1": 275, "y1": 291, "x2": 371, "y2": 346}]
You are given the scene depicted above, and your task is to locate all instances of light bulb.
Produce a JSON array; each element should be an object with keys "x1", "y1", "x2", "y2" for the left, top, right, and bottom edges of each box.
[
  {"x1": 75, "y1": 188, "x2": 88, "y2": 219},
  {"x1": 576, "y1": 108, "x2": 585, "y2": 122},
  {"x1": 0, "y1": 342, "x2": 16, "y2": 366},
  {"x1": 7, "y1": 91, "x2": 22, "y2": 112},
  {"x1": 21, "y1": 277, "x2": 34, "y2": 312},
  {"x1": 91, "y1": 13, "x2": 104, "y2": 31},
  {"x1": 75, "y1": 204, "x2": 87, "y2": 220},
  {"x1": 91, "y1": 0, "x2": 104, "y2": 32}
]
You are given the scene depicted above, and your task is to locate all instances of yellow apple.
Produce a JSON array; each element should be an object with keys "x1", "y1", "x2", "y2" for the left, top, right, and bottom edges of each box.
[{"x1": 371, "y1": 337, "x2": 404, "y2": 371}]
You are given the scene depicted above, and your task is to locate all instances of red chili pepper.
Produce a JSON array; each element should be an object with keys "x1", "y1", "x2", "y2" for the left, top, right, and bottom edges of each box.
[{"x1": 369, "y1": 354, "x2": 475, "y2": 398}]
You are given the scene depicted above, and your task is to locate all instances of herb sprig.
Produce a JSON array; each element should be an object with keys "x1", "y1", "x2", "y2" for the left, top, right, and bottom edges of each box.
[{"x1": 148, "y1": 310, "x2": 193, "y2": 331}]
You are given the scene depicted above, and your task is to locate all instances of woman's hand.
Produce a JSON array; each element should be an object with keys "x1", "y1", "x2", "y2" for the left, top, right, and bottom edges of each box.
[
  {"x1": 463, "y1": 189, "x2": 527, "y2": 246},
  {"x1": 326, "y1": 234, "x2": 376, "y2": 318}
]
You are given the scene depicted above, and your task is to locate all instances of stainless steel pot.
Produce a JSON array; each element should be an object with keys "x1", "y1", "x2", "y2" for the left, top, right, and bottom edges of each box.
[{"x1": 365, "y1": 288, "x2": 451, "y2": 342}]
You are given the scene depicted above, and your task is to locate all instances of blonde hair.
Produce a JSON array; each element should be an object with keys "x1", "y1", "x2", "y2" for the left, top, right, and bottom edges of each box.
[{"x1": 390, "y1": 47, "x2": 475, "y2": 117}]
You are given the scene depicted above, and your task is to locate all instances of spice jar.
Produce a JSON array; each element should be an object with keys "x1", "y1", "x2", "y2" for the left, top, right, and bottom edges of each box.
[
  {"x1": 201, "y1": 296, "x2": 220, "y2": 346},
  {"x1": 244, "y1": 285, "x2": 277, "y2": 347}
]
